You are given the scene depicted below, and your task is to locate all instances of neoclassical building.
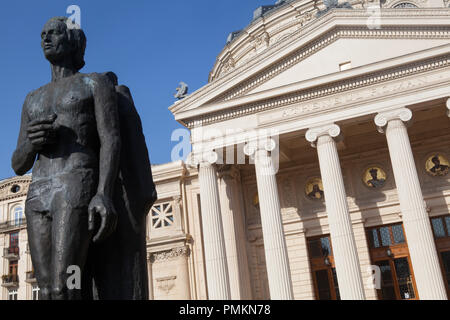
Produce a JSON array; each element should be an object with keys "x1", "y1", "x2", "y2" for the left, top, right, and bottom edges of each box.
[{"x1": 1, "y1": 0, "x2": 450, "y2": 300}]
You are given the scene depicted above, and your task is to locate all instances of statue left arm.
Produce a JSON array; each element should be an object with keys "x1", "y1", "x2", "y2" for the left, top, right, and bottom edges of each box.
[{"x1": 88, "y1": 73, "x2": 121, "y2": 243}]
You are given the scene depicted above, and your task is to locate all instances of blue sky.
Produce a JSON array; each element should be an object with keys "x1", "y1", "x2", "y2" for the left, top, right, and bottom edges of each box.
[{"x1": 0, "y1": 0, "x2": 269, "y2": 180}]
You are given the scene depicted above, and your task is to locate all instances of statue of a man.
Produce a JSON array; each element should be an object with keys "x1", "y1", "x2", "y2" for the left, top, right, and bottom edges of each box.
[{"x1": 11, "y1": 17, "x2": 156, "y2": 300}]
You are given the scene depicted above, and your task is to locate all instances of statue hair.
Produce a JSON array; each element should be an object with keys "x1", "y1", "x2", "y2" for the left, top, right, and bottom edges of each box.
[{"x1": 45, "y1": 17, "x2": 87, "y2": 71}]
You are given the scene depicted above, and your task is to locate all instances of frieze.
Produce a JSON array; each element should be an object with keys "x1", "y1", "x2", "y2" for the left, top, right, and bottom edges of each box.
[
  {"x1": 0, "y1": 177, "x2": 31, "y2": 201},
  {"x1": 185, "y1": 53, "x2": 450, "y2": 128},
  {"x1": 214, "y1": 25, "x2": 450, "y2": 102},
  {"x1": 150, "y1": 246, "x2": 191, "y2": 263}
]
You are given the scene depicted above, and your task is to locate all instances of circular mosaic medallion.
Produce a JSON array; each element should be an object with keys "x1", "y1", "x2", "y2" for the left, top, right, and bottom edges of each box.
[
  {"x1": 363, "y1": 166, "x2": 387, "y2": 189},
  {"x1": 425, "y1": 154, "x2": 449, "y2": 177},
  {"x1": 305, "y1": 177, "x2": 324, "y2": 200}
]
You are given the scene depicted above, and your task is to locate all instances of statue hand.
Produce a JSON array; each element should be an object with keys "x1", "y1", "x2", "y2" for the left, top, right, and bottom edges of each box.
[
  {"x1": 88, "y1": 194, "x2": 118, "y2": 243},
  {"x1": 27, "y1": 114, "x2": 57, "y2": 151}
]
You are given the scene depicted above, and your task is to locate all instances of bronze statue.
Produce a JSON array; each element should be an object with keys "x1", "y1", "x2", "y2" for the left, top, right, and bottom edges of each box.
[{"x1": 11, "y1": 17, "x2": 156, "y2": 300}]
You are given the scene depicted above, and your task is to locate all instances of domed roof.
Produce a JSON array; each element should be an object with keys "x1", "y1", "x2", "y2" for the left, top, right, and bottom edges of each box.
[{"x1": 225, "y1": 0, "x2": 295, "y2": 45}]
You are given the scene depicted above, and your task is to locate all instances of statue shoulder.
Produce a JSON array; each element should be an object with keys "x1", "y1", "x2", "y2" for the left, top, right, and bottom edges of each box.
[{"x1": 79, "y1": 72, "x2": 116, "y2": 91}]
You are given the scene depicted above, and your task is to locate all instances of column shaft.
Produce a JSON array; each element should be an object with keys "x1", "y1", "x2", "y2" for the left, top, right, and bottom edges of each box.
[
  {"x1": 198, "y1": 163, "x2": 231, "y2": 300},
  {"x1": 218, "y1": 170, "x2": 252, "y2": 299},
  {"x1": 316, "y1": 134, "x2": 365, "y2": 300},
  {"x1": 384, "y1": 119, "x2": 447, "y2": 300},
  {"x1": 254, "y1": 149, "x2": 294, "y2": 300}
]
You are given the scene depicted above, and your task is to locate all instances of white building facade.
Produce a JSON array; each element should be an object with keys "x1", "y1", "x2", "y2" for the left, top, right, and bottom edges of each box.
[{"x1": 1, "y1": 0, "x2": 450, "y2": 300}]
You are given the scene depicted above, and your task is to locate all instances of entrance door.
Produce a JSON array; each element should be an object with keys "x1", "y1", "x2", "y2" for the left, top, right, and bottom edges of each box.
[
  {"x1": 307, "y1": 235, "x2": 340, "y2": 300},
  {"x1": 367, "y1": 223, "x2": 418, "y2": 300},
  {"x1": 430, "y1": 215, "x2": 450, "y2": 297}
]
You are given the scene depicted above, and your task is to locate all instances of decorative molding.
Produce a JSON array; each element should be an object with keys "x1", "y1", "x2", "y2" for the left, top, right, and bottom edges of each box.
[
  {"x1": 243, "y1": 138, "x2": 277, "y2": 157},
  {"x1": 185, "y1": 53, "x2": 450, "y2": 128},
  {"x1": 185, "y1": 150, "x2": 220, "y2": 168},
  {"x1": 0, "y1": 177, "x2": 32, "y2": 201},
  {"x1": 156, "y1": 276, "x2": 177, "y2": 294},
  {"x1": 374, "y1": 107, "x2": 413, "y2": 133},
  {"x1": 212, "y1": 25, "x2": 450, "y2": 102},
  {"x1": 305, "y1": 123, "x2": 341, "y2": 147},
  {"x1": 150, "y1": 246, "x2": 191, "y2": 263}
]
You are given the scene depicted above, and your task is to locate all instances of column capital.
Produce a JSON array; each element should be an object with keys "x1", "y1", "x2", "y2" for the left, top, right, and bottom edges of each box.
[
  {"x1": 374, "y1": 107, "x2": 412, "y2": 133},
  {"x1": 186, "y1": 150, "x2": 221, "y2": 168},
  {"x1": 446, "y1": 98, "x2": 450, "y2": 118},
  {"x1": 243, "y1": 137, "x2": 276, "y2": 158},
  {"x1": 305, "y1": 123, "x2": 341, "y2": 147}
]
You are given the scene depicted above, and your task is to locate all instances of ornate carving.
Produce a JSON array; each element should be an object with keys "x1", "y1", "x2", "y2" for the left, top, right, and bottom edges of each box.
[
  {"x1": 156, "y1": 276, "x2": 177, "y2": 294},
  {"x1": 374, "y1": 107, "x2": 413, "y2": 133},
  {"x1": 306, "y1": 123, "x2": 341, "y2": 147},
  {"x1": 243, "y1": 138, "x2": 277, "y2": 157},
  {"x1": 212, "y1": 25, "x2": 450, "y2": 102},
  {"x1": 186, "y1": 150, "x2": 220, "y2": 168},
  {"x1": 0, "y1": 177, "x2": 32, "y2": 201},
  {"x1": 151, "y1": 246, "x2": 191, "y2": 263},
  {"x1": 185, "y1": 53, "x2": 450, "y2": 128}
]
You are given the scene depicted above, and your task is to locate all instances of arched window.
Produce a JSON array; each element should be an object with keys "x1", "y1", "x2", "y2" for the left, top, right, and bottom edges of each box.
[
  {"x1": 11, "y1": 206, "x2": 23, "y2": 226},
  {"x1": 393, "y1": 2, "x2": 418, "y2": 8}
]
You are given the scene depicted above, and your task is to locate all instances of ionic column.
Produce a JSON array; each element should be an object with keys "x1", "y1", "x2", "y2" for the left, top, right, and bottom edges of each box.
[
  {"x1": 189, "y1": 152, "x2": 231, "y2": 300},
  {"x1": 217, "y1": 166, "x2": 252, "y2": 300},
  {"x1": 306, "y1": 124, "x2": 365, "y2": 300},
  {"x1": 244, "y1": 139, "x2": 294, "y2": 300},
  {"x1": 375, "y1": 108, "x2": 448, "y2": 300}
]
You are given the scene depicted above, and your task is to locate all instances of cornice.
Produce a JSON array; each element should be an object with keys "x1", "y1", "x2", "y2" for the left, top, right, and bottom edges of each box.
[
  {"x1": 0, "y1": 176, "x2": 31, "y2": 202},
  {"x1": 169, "y1": 9, "x2": 450, "y2": 119},
  {"x1": 183, "y1": 51, "x2": 450, "y2": 128}
]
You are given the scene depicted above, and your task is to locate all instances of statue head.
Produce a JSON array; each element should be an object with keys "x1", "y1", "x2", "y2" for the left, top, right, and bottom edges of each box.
[
  {"x1": 432, "y1": 155, "x2": 441, "y2": 166},
  {"x1": 370, "y1": 168, "x2": 378, "y2": 180},
  {"x1": 41, "y1": 17, "x2": 86, "y2": 71}
]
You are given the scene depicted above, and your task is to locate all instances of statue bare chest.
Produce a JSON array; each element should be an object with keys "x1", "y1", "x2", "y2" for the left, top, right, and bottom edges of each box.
[{"x1": 27, "y1": 77, "x2": 95, "y2": 125}]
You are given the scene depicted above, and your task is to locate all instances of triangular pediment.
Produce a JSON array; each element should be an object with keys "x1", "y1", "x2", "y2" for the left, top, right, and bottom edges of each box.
[
  {"x1": 246, "y1": 37, "x2": 450, "y2": 96},
  {"x1": 169, "y1": 9, "x2": 450, "y2": 125}
]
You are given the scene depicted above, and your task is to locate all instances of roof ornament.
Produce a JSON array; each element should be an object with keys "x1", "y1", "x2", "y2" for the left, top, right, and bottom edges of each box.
[
  {"x1": 316, "y1": 0, "x2": 353, "y2": 17},
  {"x1": 174, "y1": 82, "x2": 189, "y2": 100}
]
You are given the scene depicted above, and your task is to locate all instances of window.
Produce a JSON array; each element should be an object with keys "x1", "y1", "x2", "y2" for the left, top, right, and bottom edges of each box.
[
  {"x1": 431, "y1": 215, "x2": 450, "y2": 297},
  {"x1": 393, "y1": 2, "x2": 418, "y2": 8},
  {"x1": 150, "y1": 203, "x2": 174, "y2": 229},
  {"x1": 431, "y1": 216, "x2": 450, "y2": 239},
  {"x1": 367, "y1": 224, "x2": 406, "y2": 248},
  {"x1": 11, "y1": 206, "x2": 23, "y2": 226},
  {"x1": 32, "y1": 285, "x2": 40, "y2": 300},
  {"x1": 9, "y1": 232, "x2": 19, "y2": 249},
  {"x1": 8, "y1": 289, "x2": 18, "y2": 301}
]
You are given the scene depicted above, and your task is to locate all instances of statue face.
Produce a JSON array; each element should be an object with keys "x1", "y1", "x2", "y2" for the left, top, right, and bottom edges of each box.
[{"x1": 41, "y1": 19, "x2": 71, "y2": 64}]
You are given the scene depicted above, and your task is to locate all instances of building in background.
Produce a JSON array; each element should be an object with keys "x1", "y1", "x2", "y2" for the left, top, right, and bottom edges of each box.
[{"x1": 2, "y1": 0, "x2": 450, "y2": 300}]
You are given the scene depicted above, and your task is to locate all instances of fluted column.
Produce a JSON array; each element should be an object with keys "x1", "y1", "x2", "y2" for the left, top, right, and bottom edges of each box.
[
  {"x1": 306, "y1": 124, "x2": 365, "y2": 300},
  {"x1": 375, "y1": 108, "x2": 447, "y2": 300},
  {"x1": 218, "y1": 166, "x2": 252, "y2": 300},
  {"x1": 244, "y1": 139, "x2": 294, "y2": 300},
  {"x1": 189, "y1": 151, "x2": 231, "y2": 300}
]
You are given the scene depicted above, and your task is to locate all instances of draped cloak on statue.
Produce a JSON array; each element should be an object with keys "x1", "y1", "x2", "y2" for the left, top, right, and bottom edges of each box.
[{"x1": 81, "y1": 72, "x2": 157, "y2": 300}]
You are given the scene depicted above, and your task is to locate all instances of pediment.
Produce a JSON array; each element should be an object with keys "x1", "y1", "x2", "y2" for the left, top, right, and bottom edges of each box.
[
  {"x1": 169, "y1": 9, "x2": 450, "y2": 124},
  {"x1": 246, "y1": 37, "x2": 450, "y2": 96}
]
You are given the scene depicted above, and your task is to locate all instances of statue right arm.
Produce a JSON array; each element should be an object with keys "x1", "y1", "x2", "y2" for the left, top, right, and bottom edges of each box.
[{"x1": 11, "y1": 96, "x2": 37, "y2": 176}]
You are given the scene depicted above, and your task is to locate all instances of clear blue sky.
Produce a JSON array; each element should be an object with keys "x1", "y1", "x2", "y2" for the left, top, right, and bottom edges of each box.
[{"x1": 0, "y1": 0, "x2": 269, "y2": 180}]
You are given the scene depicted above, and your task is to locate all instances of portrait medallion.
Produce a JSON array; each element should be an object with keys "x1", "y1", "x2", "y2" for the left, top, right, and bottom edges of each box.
[
  {"x1": 425, "y1": 154, "x2": 449, "y2": 177},
  {"x1": 305, "y1": 177, "x2": 324, "y2": 200}
]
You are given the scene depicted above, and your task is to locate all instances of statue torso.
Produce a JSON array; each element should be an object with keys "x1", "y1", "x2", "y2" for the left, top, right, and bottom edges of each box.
[{"x1": 26, "y1": 73, "x2": 100, "y2": 181}]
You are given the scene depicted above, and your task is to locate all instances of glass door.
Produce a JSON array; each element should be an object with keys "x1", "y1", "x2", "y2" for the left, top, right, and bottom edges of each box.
[
  {"x1": 308, "y1": 235, "x2": 341, "y2": 300},
  {"x1": 368, "y1": 223, "x2": 418, "y2": 300}
]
